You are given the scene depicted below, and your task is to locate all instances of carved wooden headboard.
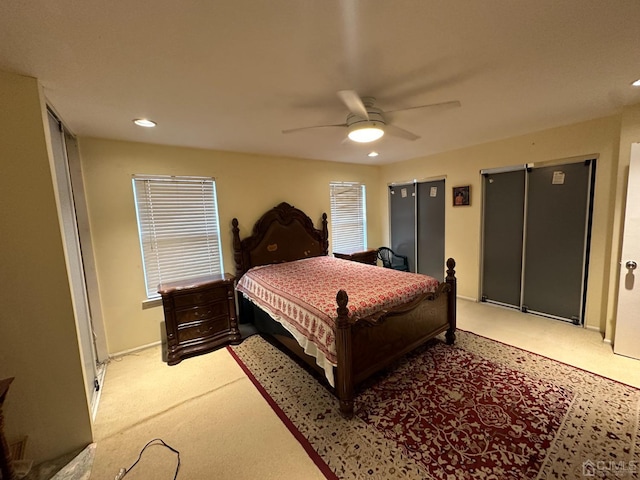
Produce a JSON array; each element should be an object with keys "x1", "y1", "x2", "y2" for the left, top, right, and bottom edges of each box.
[{"x1": 232, "y1": 202, "x2": 329, "y2": 278}]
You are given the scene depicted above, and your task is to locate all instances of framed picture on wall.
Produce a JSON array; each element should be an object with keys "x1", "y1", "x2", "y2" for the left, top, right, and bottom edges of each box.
[{"x1": 453, "y1": 186, "x2": 470, "y2": 206}]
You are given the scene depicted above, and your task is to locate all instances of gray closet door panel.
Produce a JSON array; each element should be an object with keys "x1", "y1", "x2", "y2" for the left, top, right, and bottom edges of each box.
[
  {"x1": 481, "y1": 170, "x2": 525, "y2": 306},
  {"x1": 417, "y1": 180, "x2": 445, "y2": 281},
  {"x1": 389, "y1": 183, "x2": 416, "y2": 272},
  {"x1": 523, "y1": 163, "x2": 591, "y2": 320}
]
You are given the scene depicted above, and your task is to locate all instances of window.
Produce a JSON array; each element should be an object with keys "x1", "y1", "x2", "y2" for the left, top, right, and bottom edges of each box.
[
  {"x1": 132, "y1": 175, "x2": 223, "y2": 299},
  {"x1": 329, "y1": 182, "x2": 367, "y2": 253}
]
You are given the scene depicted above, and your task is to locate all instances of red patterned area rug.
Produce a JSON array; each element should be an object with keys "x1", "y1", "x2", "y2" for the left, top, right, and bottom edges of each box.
[{"x1": 228, "y1": 331, "x2": 640, "y2": 479}]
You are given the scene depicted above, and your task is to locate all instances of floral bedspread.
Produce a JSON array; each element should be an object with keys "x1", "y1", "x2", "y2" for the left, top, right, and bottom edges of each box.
[{"x1": 236, "y1": 256, "x2": 439, "y2": 365}]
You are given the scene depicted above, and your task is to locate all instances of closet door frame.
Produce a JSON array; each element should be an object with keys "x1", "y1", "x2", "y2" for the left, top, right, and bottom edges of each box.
[
  {"x1": 388, "y1": 175, "x2": 446, "y2": 274},
  {"x1": 479, "y1": 155, "x2": 596, "y2": 324},
  {"x1": 47, "y1": 109, "x2": 102, "y2": 414}
]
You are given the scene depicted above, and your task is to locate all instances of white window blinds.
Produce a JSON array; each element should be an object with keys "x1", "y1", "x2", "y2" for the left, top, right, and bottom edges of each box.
[
  {"x1": 132, "y1": 175, "x2": 223, "y2": 299},
  {"x1": 330, "y1": 182, "x2": 367, "y2": 254}
]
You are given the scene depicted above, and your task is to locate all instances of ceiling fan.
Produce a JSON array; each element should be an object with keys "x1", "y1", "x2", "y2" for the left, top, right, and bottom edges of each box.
[{"x1": 282, "y1": 90, "x2": 461, "y2": 143}]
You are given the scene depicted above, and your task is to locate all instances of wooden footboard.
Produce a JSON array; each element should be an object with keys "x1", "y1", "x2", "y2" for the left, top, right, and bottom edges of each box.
[{"x1": 335, "y1": 258, "x2": 457, "y2": 417}]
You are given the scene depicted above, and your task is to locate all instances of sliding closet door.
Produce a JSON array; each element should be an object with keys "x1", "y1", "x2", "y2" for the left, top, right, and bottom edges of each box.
[
  {"x1": 389, "y1": 183, "x2": 416, "y2": 272},
  {"x1": 481, "y1": 169, "x2": 526, "y2": 307},
  {"x1": 48, "y1": 111, "x2": 99, "y2": 405},
  {"x1": 417, "y1": 180, "x2": 445, "y2": 281},
  {"x1": 522, "y1": 161, "x2": 592, "y2": 322}
]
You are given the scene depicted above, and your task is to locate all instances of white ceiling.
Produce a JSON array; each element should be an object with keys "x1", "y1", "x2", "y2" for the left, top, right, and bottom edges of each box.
[{"x1": 2, "y1": 1, "x2": 640, "y2": 165}]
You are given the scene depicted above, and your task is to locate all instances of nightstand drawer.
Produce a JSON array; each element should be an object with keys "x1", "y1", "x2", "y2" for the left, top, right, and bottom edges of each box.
[
  {"x1": 175, "y1": 302, "x2": 229, "y2": 324},
  {"x1": 177, "y1": 316, "x2": 230, "y2": 343},
  {"x1": 173, "y1": 286, "x2": 230, "y2": 308}
]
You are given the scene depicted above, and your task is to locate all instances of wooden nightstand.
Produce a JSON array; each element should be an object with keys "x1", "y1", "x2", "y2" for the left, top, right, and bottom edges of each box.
[
  {"x1": 159, "y1": 273, "x2": 241, "y2": 365},
  {"x1": 333, "y1": 248, "x2": 378, "y2": 265}
]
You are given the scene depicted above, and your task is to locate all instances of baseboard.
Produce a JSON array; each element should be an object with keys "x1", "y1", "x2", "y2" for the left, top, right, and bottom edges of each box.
[
  {"x1": 110, "y1": 340, "x2": 162, "y2": 359},
  {"x1": 457, "y1": 295, "x2": 478, "y2": 302},
  {"x1": 584, "y1": 325, "x2": 602, "y2": 332},
  {"x1": 584, "y1": 324, "x2": 612, "y2": 344}
]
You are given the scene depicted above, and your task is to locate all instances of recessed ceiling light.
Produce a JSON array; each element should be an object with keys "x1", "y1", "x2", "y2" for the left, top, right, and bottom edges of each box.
[
  {"x1": 632, "y1": 79, "x2": 640, "y2": 87},
  {"x1": 368, "y1": 151, "x2": 379, "y2": 157},
  {"x1": 133, "y1": 118, "x2": 157, "y2": 128}
]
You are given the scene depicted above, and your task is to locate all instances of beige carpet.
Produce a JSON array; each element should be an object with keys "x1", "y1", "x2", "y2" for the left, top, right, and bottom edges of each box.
[
  {"x1": 231, "y1": 331, "x2": 640, "y2": 479},
  {"x1": 88, "y1": 300, "x2": 640, "y2": 479},
  {"x1": 90, "y1": 345, "x2": 326, "y2": 480}
]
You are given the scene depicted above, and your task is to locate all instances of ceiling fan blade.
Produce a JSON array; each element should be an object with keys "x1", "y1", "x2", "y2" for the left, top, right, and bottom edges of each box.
[
  {"x1": 384, "y1": 100, "x2": 461, "y2": 114},
  {"x1": 282, "y1": 123, "x2": 347, "y2": 134},
  {"x1": 385, "y1": 124, "x2": 420, "y2": 141},
  {"x1": 337, "y1": 90, "x2": 369, "y2": 120}
]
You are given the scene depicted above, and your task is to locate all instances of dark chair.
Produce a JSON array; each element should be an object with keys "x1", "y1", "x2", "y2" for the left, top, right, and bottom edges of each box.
[{"x1": 377, "y1": 247, "x2": 410, "y2": 271}]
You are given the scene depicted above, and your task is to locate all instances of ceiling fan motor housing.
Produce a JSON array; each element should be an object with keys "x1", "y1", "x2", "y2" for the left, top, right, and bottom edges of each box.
[{"x1": 346, "y1": 108, "x2": 386, "y2": 128}]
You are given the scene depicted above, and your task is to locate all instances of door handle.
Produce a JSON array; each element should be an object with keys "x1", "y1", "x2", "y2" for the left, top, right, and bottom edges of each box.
[{"x1": 626, "y1": 260, "x2": 637, "y2": 270}]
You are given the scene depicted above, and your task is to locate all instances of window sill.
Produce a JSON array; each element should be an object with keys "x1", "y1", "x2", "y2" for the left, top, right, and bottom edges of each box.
[{"x1": 142, "y1": 298, "x2": 162, "y2": 309}]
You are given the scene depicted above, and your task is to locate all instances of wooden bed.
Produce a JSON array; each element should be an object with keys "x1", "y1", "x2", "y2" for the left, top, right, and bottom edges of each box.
[{"x1": 232, "y1": 202, "x2": 457, "y2": 418}]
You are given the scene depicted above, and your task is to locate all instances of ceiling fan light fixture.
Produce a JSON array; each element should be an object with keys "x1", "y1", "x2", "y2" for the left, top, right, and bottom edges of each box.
[{"x1": 347, "y1": 122, "x2": 384, "y2": 143}]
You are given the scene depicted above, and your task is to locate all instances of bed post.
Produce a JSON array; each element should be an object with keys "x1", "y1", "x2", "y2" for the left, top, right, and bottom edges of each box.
[
  {"x1": 445, "y1": 258, "x2": 457, "y2": 345},
  {"x1": 232, "y1": 218, "x2": 245, "y2": 277},
  {"x1": 335, "y1": 289, "x2": 354, "y2": 418},
  {"x1": 320, "y1": 213, "x2": 329, "y2": 255}
]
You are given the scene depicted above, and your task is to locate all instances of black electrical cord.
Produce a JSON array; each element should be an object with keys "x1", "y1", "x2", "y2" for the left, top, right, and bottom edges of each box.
[{"x1": 117, "y1": 438, "x2": 180, "y2": 480}]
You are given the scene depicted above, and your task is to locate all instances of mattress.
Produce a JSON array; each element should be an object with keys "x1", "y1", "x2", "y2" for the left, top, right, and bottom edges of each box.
[{"x1": 236, "y1": 255, "x2": 439, "y2": 385}]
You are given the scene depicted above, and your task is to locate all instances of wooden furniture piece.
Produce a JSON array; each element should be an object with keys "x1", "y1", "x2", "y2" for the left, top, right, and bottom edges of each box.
[
  {"x1": 333, "y1": 248, "x2": 378, "y2": 265},
  {"x1": 0, "y1": 378, "x2": 16, "y2": 480},
  {"x1": 159, "y1": 274, "x2": 241, "y2": 365},
  {"x1": 232, "y1": 202, "x2": 456, "y2": 417}
]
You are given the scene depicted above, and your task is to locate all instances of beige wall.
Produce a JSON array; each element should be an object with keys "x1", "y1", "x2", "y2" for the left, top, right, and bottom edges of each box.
[
  {"x1": 380, "y1": 115, "x2": 621, "y2": 335},
  {"x1": 78, "y1": 138, "x2": 381, "y2": 353},
  {"x1": 82, "y1": 113, "x2": 633, "y2": 354},
  {"x1": 0, "y1": 71, "x2": 92, "y2": 462}
]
